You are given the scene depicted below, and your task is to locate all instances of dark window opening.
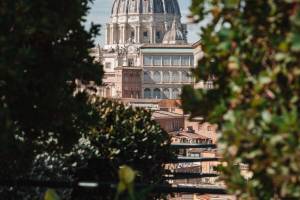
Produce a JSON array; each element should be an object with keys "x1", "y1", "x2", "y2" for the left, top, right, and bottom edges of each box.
[
  {"x1": 128, "y1": 58, "x2": 134, "y2": 67},
  {"x1": 156, "y1": 31, "x2": 161, "y2": 39}
]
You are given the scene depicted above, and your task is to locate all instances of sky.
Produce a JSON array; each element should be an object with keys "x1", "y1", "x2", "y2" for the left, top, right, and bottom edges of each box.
[{"x1": 86, "y1": 0, "x2": 201, "y2": 46}]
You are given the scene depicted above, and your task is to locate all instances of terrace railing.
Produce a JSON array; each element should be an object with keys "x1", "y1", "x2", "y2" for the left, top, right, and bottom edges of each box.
[{"x1": 0, "y1": 143, "x2": 227, "y2": 196}]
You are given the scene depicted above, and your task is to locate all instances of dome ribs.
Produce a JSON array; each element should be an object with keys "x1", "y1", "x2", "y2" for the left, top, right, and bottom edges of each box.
[{"x1": 111, "y1": 0, "x2": 181, "y2": 16}]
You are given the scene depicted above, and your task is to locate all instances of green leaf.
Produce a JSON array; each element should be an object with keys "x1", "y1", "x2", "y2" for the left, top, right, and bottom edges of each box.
[
  {"x1": 44, "y1": 189, "x2": 60, "y2": 200},
  {"x1": 275, "y1": 53, "x2": 286, "y2": 61},
  {"x1": 225, "y1": 0, "x2": 239, "y2": 8},
  {"x1": 259, "y1": 76, "x2": 272, "y2": 85},
  {"x1": 291, "y1": 32, "x2": 300, "y2": 52},
  {"x1": 117, "y1": 182, "x2": 126, "y2": 193},
  {"x1": 262, "y1": 110, "x2": 272, "y2": 123},
  {"x1": 119, "y1": 165, "x2": 136, "y2": 185}
]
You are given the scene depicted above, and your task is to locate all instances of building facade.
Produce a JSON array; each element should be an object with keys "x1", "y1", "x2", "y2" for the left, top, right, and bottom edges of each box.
[
  {"x1": 141, "y1": 44, "x2": 196, "y2": 99},
  {"x1": 99, "y1": 0, "x2": 203, "y2": 99}
]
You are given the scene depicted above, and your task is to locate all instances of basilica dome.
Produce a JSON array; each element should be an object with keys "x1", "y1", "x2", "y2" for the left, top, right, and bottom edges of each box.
[{"x1": 111, "y1": 0, "x2": 181, "y2": 16}]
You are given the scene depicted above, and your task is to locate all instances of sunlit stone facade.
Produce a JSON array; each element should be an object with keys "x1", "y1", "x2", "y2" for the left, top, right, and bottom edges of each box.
[{"x1": 99, "y1": 0, "x2": 203, "y2": 99}]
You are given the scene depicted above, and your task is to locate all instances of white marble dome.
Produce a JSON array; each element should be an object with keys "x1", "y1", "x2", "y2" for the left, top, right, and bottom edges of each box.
[{"x1": 111, "y1": 0, "x2": 181, "y2": 16}]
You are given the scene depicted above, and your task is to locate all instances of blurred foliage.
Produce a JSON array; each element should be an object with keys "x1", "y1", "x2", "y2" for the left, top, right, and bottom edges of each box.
[
  {"x1": 0, "y1": 0, "x2": 103, "y2": 181},
  {"x1": 183, "y1": 0, "x2": 300, "y2": 199},
  {"x1": 0, "y1": 0, "x2": 101, "y2": 198}
]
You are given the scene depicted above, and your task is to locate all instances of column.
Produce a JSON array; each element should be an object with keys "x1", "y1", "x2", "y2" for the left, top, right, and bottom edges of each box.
[
  {"x1": 122, "y1": 24, "x2": 127, "y2": 43},
  {"x1": 105, "y1": 24, "x2": 109, "y2": 44},
  {"x1": 164, "y1": 21, "x2": 168, "y2": 31},
  {"x1": 134, "y1": 26, "x2": 137, "y2": 43},
  {"x1": 117, "y1": 25, "x2": 123, "y2": 44},
  {"x1": 150, "y1": 71, "x2": 154, "y2": 81},
  {"x1": 109, "y1": 24, "x2": 114, "y2": 44},
  {"x1": 110, "y1": 24, "x2": 114, "y2": 44},
  {"x1": 150, "y1": 25, "x2": 153, "y2": 43},
  {"x1": 160, "y1": 71, "x2": 163, "y2": 83},
  {"x1": 153, "y1": 26, "x2": 156, "y2": 44},
  {"x1": 179, "y1": 71, "x2": 183, "y2": 83},
  {"x1": 137, "y1": 25, "x2": 141, "y2": 43}
]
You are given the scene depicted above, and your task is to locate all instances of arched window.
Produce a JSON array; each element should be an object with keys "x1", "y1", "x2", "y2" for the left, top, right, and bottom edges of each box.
[
  {"x1": 172, "y1": 71, "x2": 180, "y2": 83},
  {"x1": 144, "y1": 71, "x2": 151, "y2": 83},
  {"x1": 144, "y1": 88, "x2": 151, "y2": 99},
  {"x1": 153, "y1": 71, "x2": 161, "y2": 83},
  {"x1": 153, "y1": 88, "x2": 161, "y2": 99},
  {"x1": 163, "y1": 88, "x2": 171, "y2": 99},
  {"x1": 143, "y1": 31, "x2": 149, "y2": 42},
  {"x1": 182, "y1": 71, "x2": 190, "y2": 82},
  {"x1": 172, "y1": 88, "x2": 180, "y2": 99},
  {"x1": 156, "y1": 31, "x2": 162, "y2": 42},
  {"x1": 163, "y1": 71, "x2": 170, "y2": 83},
  {"x1": 128, "y1": 27, "x2": 135, "y2": 42}
]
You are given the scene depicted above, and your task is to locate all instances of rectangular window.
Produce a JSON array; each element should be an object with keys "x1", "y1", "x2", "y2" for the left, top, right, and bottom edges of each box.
[
  {"x1": 172, "y1": 56, "x2": 181, "y2": 66},
  {"x1": 153, "y1": 56, "x2": 161, "y2": 66},
  {"x1": 131, "y1": 31, "x2": 135, "y2": 38},
  {"x1": 208, "y1": 125, "x2": 212, "y2": 131},
  {"x1": 162, "y1": 56, "x2": 171, "y2": 66},
  {"x1": 144, "y1": 56, "x2": 152, "y2": 66},
  {"x1": 143, "y1": 31, "x2": 148, "y2": 37},
  {"x1": 105, "y1": 62, "x2": 111, "y2": 69},
  {"x1": 190, "y1": 56, "x2": 194, "y2": 66},
  {"x1": 190, "y1": 153, "x2": 199, "y2": 157},
  {"x1": 181, "y1": 56, "x2": 190, "y2": 66}
]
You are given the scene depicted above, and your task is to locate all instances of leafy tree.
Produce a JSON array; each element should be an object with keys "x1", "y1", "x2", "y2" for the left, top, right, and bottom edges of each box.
[
  {"x1": 0, "y1": 0, "x2": 102, "y2": 195},
  {"x1": 88, "y1": 98, "x2": 172, "y2": 182},
  {"x1": 31, "y1": 98, "x2": 173, "y2": 200},
  {"x1": 183, "y1": 0, "x2": 300, "y2": 199}
]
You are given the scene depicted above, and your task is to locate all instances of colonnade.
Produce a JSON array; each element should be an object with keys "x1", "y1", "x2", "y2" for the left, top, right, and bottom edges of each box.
[{"x1": 106, "y1": 23, "x2": 162, "y2": 45}]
